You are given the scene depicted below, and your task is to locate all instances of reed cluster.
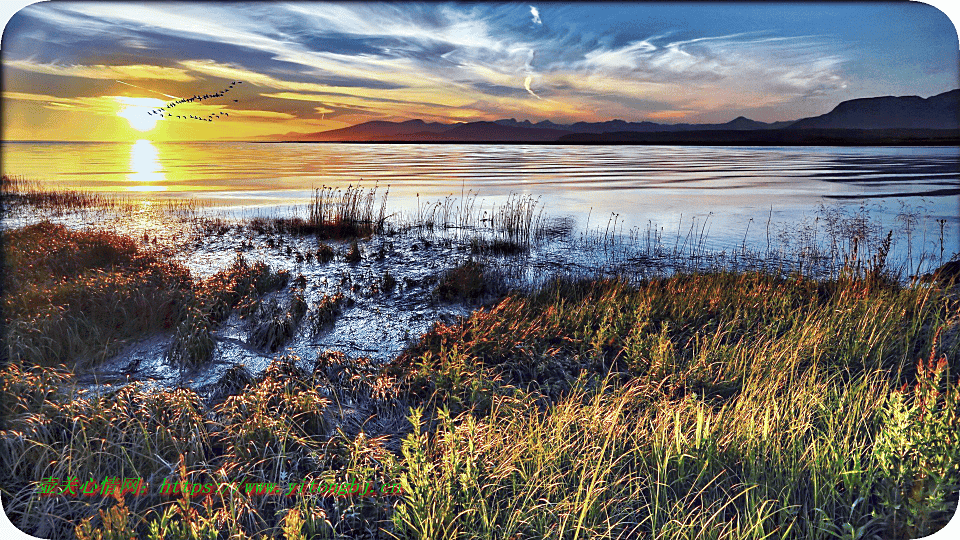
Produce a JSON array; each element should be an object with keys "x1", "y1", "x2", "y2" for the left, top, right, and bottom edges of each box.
[
  {"x1": 308, "y1": 185, "x2": 389, "y2": 239},
  {"x1": 2, "y1": 174, "x2": 199, "y2": 217},
  {"x1": 410, "y1": 192, "x2": 546, "y2": 255}
]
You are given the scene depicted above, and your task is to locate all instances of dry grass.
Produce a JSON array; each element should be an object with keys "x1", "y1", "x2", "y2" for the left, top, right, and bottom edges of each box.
[
  {"x1": 2, "y1": 222, "x2": 192, "y2": 367},
  {"x1": 387, "y1": 272, "x2": 960, "y2": 539}
]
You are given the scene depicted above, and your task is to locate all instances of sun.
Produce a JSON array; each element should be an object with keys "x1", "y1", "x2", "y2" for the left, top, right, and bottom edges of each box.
[{"x1": 115, "y1": 96, "x2": 166, "y2": 132}]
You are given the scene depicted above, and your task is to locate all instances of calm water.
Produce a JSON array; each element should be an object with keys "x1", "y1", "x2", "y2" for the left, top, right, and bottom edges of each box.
[{"x1": 4, "y1": 141, "x2": 959, "y2": 264}]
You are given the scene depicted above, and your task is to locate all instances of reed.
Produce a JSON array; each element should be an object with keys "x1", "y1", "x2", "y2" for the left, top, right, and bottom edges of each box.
[
  {"x1": 4, "y1": 176, "x2": 959, "y2": 540},
  {"x1": 2, "y1": 174, "x2": 200, "y2": 217},
  {"x1": 308, "y1": 184, "x2": 389, "y2": 239}
]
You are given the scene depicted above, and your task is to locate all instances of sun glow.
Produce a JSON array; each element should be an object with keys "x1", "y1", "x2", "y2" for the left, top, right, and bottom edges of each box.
[
  {"x1": 127, "y1": 139, "x2": 167, "y2": 191},
  {"x1": 115, "y1": 96, "x2": 166, "y2": 132}
]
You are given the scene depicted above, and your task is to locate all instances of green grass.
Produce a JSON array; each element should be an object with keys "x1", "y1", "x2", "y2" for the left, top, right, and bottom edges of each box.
[
  {"x1": 386, "y1": 272, "x2": 959, "y2": 539},
  {"x1": 2, "y1": 211, "x2": 959, "y2": 539},
  {"x1": 2, "y1": 269, "x2": 958, "y2": 539}
]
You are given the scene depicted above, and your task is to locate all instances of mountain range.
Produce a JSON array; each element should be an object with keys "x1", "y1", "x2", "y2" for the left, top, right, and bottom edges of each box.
[{"x1": 266, "y1": 89, "x2": 959, "y2": 145}]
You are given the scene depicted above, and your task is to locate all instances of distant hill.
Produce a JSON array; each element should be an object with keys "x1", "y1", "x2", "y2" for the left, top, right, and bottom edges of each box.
[
  {"x1": 267, "y1": 117, "x2": 792, "y2": 142},
  {"x1": 402, "y1": 122, "x2": 574, "y2": 142},
  {"x1": 273, "y1": 119, "x2": 454, "y2": 142},
  {"x1": 265, "y1": 89, "x2": 958, "y2": 144},
  {"x1": 788, "y1": 89, "x2": 960, "y2": 130},
  {"x1": 557, "y1": 128, "x2": 960, "y2": 146}
]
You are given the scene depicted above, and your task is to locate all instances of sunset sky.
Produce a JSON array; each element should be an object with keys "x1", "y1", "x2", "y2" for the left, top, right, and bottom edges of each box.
[{"x1": 2, "y1": 1, "x2": 958, "y2": 141}]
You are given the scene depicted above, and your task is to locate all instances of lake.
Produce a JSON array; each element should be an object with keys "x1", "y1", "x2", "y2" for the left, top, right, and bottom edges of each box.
[{"x1": 3, "y1": 141, "x2": 959, "y2": 269}]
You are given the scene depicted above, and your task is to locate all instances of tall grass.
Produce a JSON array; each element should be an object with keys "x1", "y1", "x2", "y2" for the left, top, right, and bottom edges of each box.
[
  {"x1": 1, "y1": 222, "x2": 290, "y2": 369},
  {"x1": 3, "y1": 256, "x2": 958, "y2": 539},
  {"x1": 387, "y1": 273, "x2": 960, "y2": 539},
  {"x1": 0, "y1": 357, "x2": 401, "y2": 539},
  {"x1": 2, "y1": 222, "x2": 193, "y2": 367},
  {"x1": 2, "y1": 174, "x2": 199, "y2": 217},
  {"x1": 308, "y1": 184, "x2": 389, "y2": 238}
]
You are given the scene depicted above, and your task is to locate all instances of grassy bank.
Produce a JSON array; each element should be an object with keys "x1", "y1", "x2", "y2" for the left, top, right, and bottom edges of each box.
[
  {"x1": 2, "y1": 232, "x2": 958, "y2": 538},
  {"x1": 2, "y1": 222, "x2": 290, "y2": 368},
  {"x1": 2, "y1": 222, "x2": 193, "y2": 367},
  {"x1": 388, "y1": 274, "x2": 959, "y2": 539}
]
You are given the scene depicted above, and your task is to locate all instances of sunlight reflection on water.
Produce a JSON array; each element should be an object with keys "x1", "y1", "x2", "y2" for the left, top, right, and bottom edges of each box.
[
  {"x1": 3, "y1": 141, "x2": 958, "y2": 259},
  {"x1": 127, "y1": 140, "x2": 167, "y2": 191}
]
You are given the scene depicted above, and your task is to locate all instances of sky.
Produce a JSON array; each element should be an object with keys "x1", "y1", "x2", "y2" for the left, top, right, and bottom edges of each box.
[{"x1": 1, "y1": 1, "x2": 958, "y2": 141}]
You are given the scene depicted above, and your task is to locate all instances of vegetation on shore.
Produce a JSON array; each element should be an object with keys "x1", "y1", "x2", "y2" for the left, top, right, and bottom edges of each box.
[
  {"x1": 2, "y1": 252, "x2": 958, "y2": 538},
  {"x1": 388, "y1": 273, "x2": 959, "y2": 539},
  {"x1": 2, "y1": 222, "x2": 193, "y2": 367},
  {"x1": 1, "y1": 177, "x2": 959, "y2": 539},
  {"x1": 1, "y1": 222, "x2": 293, "y2": 369}
]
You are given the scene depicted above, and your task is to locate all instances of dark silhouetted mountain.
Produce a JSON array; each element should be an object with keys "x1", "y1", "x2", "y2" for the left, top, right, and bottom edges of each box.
[
  {"x1": 403, "y1": 122, "x2": 574, "y2": 142},
  {"x1": 557, "y1": 128, "x2": 960, "y2": 146},
  {"x1": 494, "y1": 118, "x2": 567, "y2": 130},
  {"x1": 264, "y1": 89, "x2": 958, "y2": 143},
  {"x1": 721, "y1": 116, "x2": 794, "y2": 130},
  {"x1": 270, "y1": 119, "x2": 455, "y2": 141},
  {"x1": 789, "y1": 89, "x2": 960, "y2": 130}
]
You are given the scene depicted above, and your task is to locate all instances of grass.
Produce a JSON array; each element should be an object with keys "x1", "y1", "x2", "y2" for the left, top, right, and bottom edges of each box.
[
  {"x1": 433, "y1": 259, "x2": 501, "y2": 302},
  {"x1": 245, "y1": 184, "x2": 390, "y2": 241},
  {"x1": 2, "y1": 174, "x2": 199, "y2": 217},
  {"x1": 166, "y1": 253, "x2": 290, "y2": 368},
  {"x1": 3, "y1": 179, "x2": 960, "y2": 539},
  {"x1": 308, "y1": 293, "x2": 345, "y2": 335},
  {"x1": 1, "y1": 221, "x2": 292, "y2": 369},
  {"x1": 248, "y1": 293, "x2": 309, "y2": 352},
  {"x1": 0, "y1": 357, "x2": 399, "y2": 540},
  {"x1": 2, "y1": 268, "x2": 957, "y2": 539},
  {"x1": 386, "y1": 272, "x2": 960, "y2": 539},
  {"x1": 345, "y1": 239, "x2": 362, "y2": 263},
  {"x1": 2, "y1": 222, "x2": 193, "y2": 367}
]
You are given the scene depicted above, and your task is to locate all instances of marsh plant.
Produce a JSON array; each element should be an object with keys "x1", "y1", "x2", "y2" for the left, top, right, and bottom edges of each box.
[{"x1": 3, "y1": 178, "x2": 960, "y2": 539}]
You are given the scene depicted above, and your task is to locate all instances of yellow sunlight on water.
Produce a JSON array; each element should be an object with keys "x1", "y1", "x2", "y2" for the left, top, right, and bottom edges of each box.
[
  {"x1": 126, "y1": 139, "x2": 167, "y2": 191},
  {"x1": 115, "y1": 96, "x2": 166, "y2": 132}
]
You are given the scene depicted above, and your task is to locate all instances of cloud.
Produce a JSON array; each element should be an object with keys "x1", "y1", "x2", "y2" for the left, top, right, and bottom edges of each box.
[
  {"x1": 5, "y1": 60, "x2": 196, "y2": 81},
  {"x1": 5, "y1": 3, "x2": 858, "y2": 127},
  {"x1": 530, "y1": 6, "x2": 542, "y2": 25},
  {"x1": 523, "y1": 75, "x2": 541, "y2": 99},
  {"x1": 229, "y1": 109, "x2": 296, "y2": 120},
  {"x1": 575, "y1": 32, "x2": 847, "y2": 111}
]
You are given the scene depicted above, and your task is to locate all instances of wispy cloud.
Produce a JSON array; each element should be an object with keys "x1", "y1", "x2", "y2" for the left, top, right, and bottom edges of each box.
[
  {"x1": 5, "y1": 60, "x2": 196, "y2": 82},
  {"x1": 530, "y1": 6, "x2": 541, "y2": 25},
  {"x1": 3, "y1": 2, "x2": 879, "y2": 129},
  {"x1": 523, "y1": 75, "x2": 541, "y2": 99}
]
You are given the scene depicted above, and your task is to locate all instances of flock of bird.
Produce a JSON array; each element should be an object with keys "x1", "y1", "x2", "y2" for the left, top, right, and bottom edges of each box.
[{"x1": 147, "y1": 81, "x2": 243, "y2": 122}]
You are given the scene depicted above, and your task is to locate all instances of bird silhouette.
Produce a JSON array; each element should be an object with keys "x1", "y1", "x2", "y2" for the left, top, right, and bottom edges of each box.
[{"x1": 145, "y1": 81, "x2": 242, "y2": 126}]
